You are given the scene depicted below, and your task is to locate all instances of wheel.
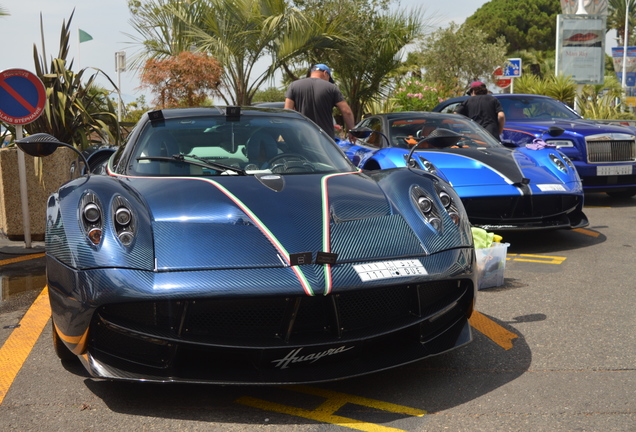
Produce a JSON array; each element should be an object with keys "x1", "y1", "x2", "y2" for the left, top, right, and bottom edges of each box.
[
  {"x1": 52, "y1": 323, "x2": 77, "y2": 361},
  {"x1": 268, "y1": 153, "x2": 314, "y2": 173},
  {"x1": 606, "y1": 188, "x2": 636, "y2": 198}
]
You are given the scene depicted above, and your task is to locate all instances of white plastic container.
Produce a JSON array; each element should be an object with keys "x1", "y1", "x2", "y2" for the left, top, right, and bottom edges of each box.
[{"x1": 475, "y1": 242, "x2": 509, "y2": 290}]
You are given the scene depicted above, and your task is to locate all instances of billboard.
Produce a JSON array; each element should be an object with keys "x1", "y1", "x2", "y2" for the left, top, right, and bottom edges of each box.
[{"x1": 556, "y1": 14, "x2": 606, "y2": 85}]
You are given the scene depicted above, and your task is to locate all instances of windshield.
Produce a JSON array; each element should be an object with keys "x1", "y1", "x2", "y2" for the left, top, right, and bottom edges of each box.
[
  {"x1": 129, "y1": 114, "x2": 355, "y2": 176},
  {"x1": 498, "y1": 96, "x2": 582, "y2": 121},
  {"x1": 388, "y1": 116, "x2": 503, "y2": 149}
]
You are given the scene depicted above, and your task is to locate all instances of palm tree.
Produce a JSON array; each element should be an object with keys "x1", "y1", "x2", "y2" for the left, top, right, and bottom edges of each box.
[{"x1": 608, "y1": 0, "x2": 636, "y2": 45}]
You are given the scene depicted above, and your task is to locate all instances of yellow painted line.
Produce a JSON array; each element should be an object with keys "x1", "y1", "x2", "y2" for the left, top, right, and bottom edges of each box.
[
  {"x1": 237, "y1": 385, "x2": 425, "y2": 432},
  {"x1": 469, "y1": 310, "x2": 518, "y2": 350},
  {"x1": 0, "y1": 253, "x2": 45, "y2": 267},
  {"x1": 0, "y1": 287, "x2": 50, "y2": 405},
  {"x1": 572, "y1": 228, "x2": 601, "y2": 237},
  {"x1": 506, "y1": 253, "x2": 566, "y2": 264}
]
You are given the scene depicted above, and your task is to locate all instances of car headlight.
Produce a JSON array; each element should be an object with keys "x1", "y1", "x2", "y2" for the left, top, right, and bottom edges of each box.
[
  {"x1": 80, "y1": 192, "x2": 103, "y2": 246},
  {"x1": 404, "y1": 154, "x2": 439, "y2": 175},
  {"x1": 545, "y1": 139, "x2": 574, "y2": 148},
  {"x1": 112, "y1": 196, "x2": 137, "y2": 247},
  {"x1": 560, "y1": 153, "x2": 576, "y2": 169},
  {"x1": 549, "y1": 153, "x2": 568, "y2": 173},
  {"x1": 410, "y1": 184, "x2": 462, "y2": 231}
]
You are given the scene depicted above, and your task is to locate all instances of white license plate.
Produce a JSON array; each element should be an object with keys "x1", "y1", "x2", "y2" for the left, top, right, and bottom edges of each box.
[{"x1": 596, "y1": 165, "x2": 633, "y2": 176}]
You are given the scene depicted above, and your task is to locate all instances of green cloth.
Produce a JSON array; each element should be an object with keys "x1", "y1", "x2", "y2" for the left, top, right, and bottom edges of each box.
[{"x1": 471, "y1": 227, "x2": 495, "y2": 249}]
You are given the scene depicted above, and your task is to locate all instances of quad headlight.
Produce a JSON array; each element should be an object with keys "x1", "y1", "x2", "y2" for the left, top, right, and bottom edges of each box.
[
  {"x1": 549, "y1": 153, "x2": 568, "y2": 173},
  {"x1": 410, "y1": 185, "x2": 462, "y2": 231},
  {"x1": 80, "y1": 192, "x2": 103, "y2": 246},
  {"x1": 112, "y1": 196, "x2": 137, "y2": 247}
]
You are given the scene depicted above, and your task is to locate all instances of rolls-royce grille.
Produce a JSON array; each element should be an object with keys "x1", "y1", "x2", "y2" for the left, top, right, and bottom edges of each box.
[{"x1": 586, "y1": 139, "x2": 636, "y2": 163}]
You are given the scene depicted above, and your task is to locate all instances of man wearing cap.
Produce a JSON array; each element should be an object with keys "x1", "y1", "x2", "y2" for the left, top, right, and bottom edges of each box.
[
  {"x1": 455, "y1": 81, "x2": 505, "y2": 140},
  {"x1": 284, "y1": 64, "x2": 355, "y2": 140}
]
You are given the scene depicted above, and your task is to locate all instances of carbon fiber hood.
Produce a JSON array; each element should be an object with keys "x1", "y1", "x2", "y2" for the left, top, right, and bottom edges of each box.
[{"x1": 128, "y1": 173, "x2": 434, "y2": 270}]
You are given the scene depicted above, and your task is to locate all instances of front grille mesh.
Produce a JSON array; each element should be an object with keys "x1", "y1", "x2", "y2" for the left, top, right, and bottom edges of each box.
[
  {"x1": 587, "y1": 139, "x2": 636, "y2": 163},
  {"x1": 93, "y1": 280, "x2": 470, "y2": 349}
]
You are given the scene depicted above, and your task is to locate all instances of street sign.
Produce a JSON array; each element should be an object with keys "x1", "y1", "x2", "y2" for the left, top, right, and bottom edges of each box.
[
  {"x1": 504, "y1": 58, "x2": 522, "y2": 77},
  {"x1": 493, "y1": 67, "x2": 511, "y2": 89},
  {"x1": 0, "y1": 68, "x2": 46, "y2": 125}
]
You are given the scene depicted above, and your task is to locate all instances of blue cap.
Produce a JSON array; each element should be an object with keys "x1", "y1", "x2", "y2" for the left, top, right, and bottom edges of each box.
[{"x1": 312, "y1": 64, "x2": 334, "y2": 83}]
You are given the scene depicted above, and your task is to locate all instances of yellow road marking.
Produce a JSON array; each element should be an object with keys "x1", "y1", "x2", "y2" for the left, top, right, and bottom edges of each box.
[
  {"x1": 237, "y1": 385, "x2": 425, "y2": 432},
  {"x1": 0, "y1": 287, "x2": 50, "y2": 405},
  {"x1": 469, "y1": 310, "x2": 518, "y2": 350},
  {"x1": 506, "y1": 253, "x2": 566, "y2": 264},
  {"x1": 572, "y1": 228, "x2": 601, "y2": 237},
  {"x1": 0, "y1": 253, "x2": 45, "y2": 267}
]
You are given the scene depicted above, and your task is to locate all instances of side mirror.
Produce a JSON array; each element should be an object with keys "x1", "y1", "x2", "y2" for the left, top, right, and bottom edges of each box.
[
  {"x1": 348, "y1": 127, "x2": 373, "y2": 139},
  {"x1": 15, "y1": 133, "x2": 90, "y2": 175},
  {"x1": 546, "y1": 126, "x2": 565, "y2": 137},
  {"x1": 14, "y1": 133, "x2": 62, "y2": 157}
]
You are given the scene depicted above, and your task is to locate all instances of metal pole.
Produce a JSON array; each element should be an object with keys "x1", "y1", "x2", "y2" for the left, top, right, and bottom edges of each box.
[
  {"x1": 622, "y1": 2, "x2": 630, "y2": 91},
  {"x1": 15, "y1": 125, "x2": 32, "y2": 248}
]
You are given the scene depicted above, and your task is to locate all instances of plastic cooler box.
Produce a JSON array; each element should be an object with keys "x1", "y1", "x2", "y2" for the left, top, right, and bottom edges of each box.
[{"x1": 475, "y1": 242, "x2": 509, "y2": 290}]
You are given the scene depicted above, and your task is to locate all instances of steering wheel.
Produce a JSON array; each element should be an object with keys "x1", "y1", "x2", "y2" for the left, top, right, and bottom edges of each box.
[
  {"x1": 534, "y1": 112, "x2": 552, "y2": 118},
  {"x1": 268, "y1": 153, "x2": 315, "y2": 173}
]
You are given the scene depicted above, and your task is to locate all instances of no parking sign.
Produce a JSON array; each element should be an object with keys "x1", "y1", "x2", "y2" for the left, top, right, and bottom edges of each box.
[
  {"x1": 0, "y1": 68, "x2": 46, "y2": 125},
  {"x1": 0, "y1": 68, "x2": 46, "y2": 248}
]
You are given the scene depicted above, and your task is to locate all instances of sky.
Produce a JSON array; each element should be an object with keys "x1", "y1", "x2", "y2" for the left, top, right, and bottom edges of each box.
[{"x1": 0, "y1": 0, "x2": 528, "y2": 105}]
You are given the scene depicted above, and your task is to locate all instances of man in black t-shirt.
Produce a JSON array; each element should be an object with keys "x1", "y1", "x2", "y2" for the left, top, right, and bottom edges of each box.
[
  {"x1": 284, "y1": 64, "x2": 355, "y2": 140},
  {"x1": 455, "y1": 81, "x2": 505, "y2": 140}
]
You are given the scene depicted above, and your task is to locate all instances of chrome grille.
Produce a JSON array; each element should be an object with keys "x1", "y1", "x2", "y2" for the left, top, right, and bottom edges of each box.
[{"x1": 586, "y1": 139, "x2": 636, "y2": 163}]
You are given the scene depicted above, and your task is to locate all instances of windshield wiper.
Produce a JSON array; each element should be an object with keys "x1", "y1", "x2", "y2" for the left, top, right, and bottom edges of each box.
[{"x1": 136, "y1": 154, "x2": 246, "y2": 175}]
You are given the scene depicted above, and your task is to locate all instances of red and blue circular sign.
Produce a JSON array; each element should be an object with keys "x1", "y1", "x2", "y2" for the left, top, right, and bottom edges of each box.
[{"x1": 0, "y1": 68, "x2": 47, "y2": 125}]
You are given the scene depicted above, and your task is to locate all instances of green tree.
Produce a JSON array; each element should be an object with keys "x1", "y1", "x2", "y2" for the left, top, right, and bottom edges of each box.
[
  {"x1": 126, "y1": 0, "x2": 204, "y2": 68},
  {"x1": 290, "y1": 0, "x2": 426, "y2": 122},
  {"x1": 464, "y1": 0, "x2": 561, "y2": 54},
  {"x1": 415, "y1": 22, "x2": 508, "y2": 95},
  {"x1": 178, "y1": 0, "x2": 333, "y2": 105},
  {"x1": 608, "y1": 0, "x2": 636, "y2": 45},
  {"x1": 251, "y1": 87, "x2": 285, "y2": 103}
]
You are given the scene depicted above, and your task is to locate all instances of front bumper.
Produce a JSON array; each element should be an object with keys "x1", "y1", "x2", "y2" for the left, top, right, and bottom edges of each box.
[{"x1": 48, "y1": 248, "x2": 476, "y2": 384}]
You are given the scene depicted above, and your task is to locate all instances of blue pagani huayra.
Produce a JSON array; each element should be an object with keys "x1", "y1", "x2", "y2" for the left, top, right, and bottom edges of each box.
[
  {"x1": 338, "y1": 111, "x2": 588, "y2": 232},
  {"x1": 17, "y1": 106, "x2": 476, "y2": 384}
]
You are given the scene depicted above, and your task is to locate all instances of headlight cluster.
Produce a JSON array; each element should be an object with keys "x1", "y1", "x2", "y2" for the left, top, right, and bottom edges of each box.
[
  {"x1": 411, "y1": 185, "x2": 461, "y2": 231},
  {"x1": 549, "y1": 153, "x2": 569, "y2": 173},
  {"x1": 111, "y1": 196, "x2": 137, "y2": 247},
  {"x1": 404, "y1": 154, "x2": 439, "y2": 175},
  {"x1": 80, "y1": 192, "x2": 103, "y2": 245},
  {"x1": 80, "y1": 193, "x2": 137, "y2": 247}
]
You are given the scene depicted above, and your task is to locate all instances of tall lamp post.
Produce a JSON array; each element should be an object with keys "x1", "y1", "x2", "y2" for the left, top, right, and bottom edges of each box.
[
  {"x1": 115, "y1": 51, "x2": 126, "y2": 122},
  {"x1": 622, "y1": 3, "x2": 630, "y2": 93}
]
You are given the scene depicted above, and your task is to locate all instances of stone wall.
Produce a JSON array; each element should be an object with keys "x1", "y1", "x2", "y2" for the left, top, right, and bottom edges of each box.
[{"x1": 0, "y1": 147, "x2": 76, "y2": 240}]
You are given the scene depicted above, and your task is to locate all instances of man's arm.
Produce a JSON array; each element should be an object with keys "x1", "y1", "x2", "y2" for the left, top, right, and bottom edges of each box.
[
  {"x1": 284, "y1": 98, "x2": 295, "y2": 110},
  {"x1": 497, "y1": 111, "x2": 505, "y2": 135},
  {"x1": 335, "y1": 100, "x2": 355, "y2": 132}
]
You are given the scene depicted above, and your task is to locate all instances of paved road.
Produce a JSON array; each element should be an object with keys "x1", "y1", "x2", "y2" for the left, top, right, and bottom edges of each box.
[{"x1": 0, "y1": 193, "x2": 634, "y2": 431}]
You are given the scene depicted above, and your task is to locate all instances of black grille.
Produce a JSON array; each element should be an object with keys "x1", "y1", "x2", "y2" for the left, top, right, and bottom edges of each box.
[
  {"x1": 94, "y1": 280, "x2": 467, "y2": 347},
  {"x1": 462, "y1": 194, "x2": 582, "y2": 223},
  {"x1": 88, "y1": 280, "x2": 474, "y2": 382}
]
